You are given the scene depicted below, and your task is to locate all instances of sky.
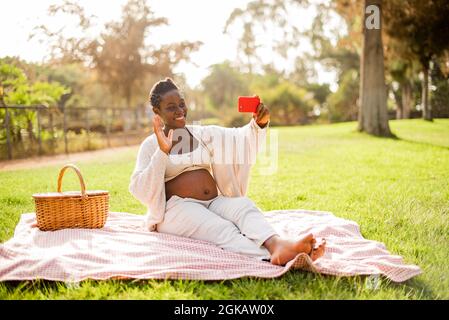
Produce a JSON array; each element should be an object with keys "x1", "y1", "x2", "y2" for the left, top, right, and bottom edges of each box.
[{"x1": 0, "y1": 0, "x2": 337, "y2": 89}]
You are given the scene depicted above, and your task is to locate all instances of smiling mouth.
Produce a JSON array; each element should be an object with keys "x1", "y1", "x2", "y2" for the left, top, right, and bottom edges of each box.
[{"x1": 175, "y1": 115, "x2": 185, "y2": 120}]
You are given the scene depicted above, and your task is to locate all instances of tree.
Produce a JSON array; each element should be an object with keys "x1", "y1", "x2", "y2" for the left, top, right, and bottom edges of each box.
[
  {"x1": 358, "y1": 0, "x2": 391, "y2": 136},
  {"x1": 86, "y1": 0, "x2": 167, "y2": 108},
  {"x1": 201, "y1": 61, "x2": 249, "y2": 112},
  {"x1": 30, "y1": 0, "x2": 202, "y2": 108},
  {"x1": 0, "y1": 60, "x2": 68, "y2": 143},
  {"x1": 306, "y1": 2, "x2": 362, "y2": 122},
  {"x1": 384, "y1": 0, "x2": 449, "y2": 121},
  {"x1": 327, "y1": 70, "x2": 359, "y2": 122},
  {"x1": 224, "y1": 0, "x2": 304, "y2": 75},
  {"x1": 263, "y1": 81, "x2": 316, "y2": 125},
  {"x1": 386, "y1": 57, "x2": 417, "y2": 119},
  {"x1": 430, "y1": 57, "x2": 449, "y2": 118}
]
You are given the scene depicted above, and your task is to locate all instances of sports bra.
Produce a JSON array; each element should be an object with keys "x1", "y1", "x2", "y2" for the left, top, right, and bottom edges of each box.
[{"x1": 164, "y1": 127, "x2": 213, "y2": 183}]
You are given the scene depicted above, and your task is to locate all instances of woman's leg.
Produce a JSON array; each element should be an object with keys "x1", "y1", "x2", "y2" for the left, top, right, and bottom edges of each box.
[
  {"x1": 157, "y1": 196, "x2": 271, "y2": 260},
  {"x1": 208, "y1": 196, "x2": 326, "y2": 265},
  {"x1": 207, "y1": 196, "x2": 278, "y2": 247}
]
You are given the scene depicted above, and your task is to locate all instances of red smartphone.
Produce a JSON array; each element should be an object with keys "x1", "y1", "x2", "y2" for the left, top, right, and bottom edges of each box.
[{"x1": 238, "y1": 95, "x2": 260, "y2": 113}]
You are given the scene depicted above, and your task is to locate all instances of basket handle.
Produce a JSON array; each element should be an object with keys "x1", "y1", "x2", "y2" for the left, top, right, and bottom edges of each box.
[{"x1": 57, "y1": 164, "x2": 87, "y2": 197}]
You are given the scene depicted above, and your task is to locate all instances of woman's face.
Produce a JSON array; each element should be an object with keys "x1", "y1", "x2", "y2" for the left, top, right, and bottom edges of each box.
[{"x1": 153, "y1": 89, "x2": 187, "y2": 128}]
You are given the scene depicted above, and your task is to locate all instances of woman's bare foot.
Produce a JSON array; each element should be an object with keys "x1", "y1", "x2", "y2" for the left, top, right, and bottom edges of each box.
[
  {"x1": 310, "y1": 238, "x2": 326, "y2": 261},
  {"x1": 267, "y1": 234, "x2": 326, "y2": 266}
]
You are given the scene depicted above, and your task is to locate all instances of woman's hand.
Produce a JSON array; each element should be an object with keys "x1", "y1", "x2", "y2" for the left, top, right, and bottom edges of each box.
[
  {"x1": 153, "y1": 114, "x2": 173, "y2": 155},
  {"x1": 253, "y1": 103, "x2": 270, "y2": 128}
]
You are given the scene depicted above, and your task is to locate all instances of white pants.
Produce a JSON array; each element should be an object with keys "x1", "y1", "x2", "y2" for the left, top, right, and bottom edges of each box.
[{"x1": 157, "y1": 195, "x2": 278, "y2": 260}]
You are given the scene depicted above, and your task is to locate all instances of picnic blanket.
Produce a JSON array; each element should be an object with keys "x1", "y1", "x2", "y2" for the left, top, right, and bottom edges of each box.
[{"x1": 0, "y1": 210, "x2": 422, "y2": 283}]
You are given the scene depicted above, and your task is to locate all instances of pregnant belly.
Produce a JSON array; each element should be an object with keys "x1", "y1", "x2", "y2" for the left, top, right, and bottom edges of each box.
[{"x1": 165, "y1": 168, "x2": 218, "y2": 201}]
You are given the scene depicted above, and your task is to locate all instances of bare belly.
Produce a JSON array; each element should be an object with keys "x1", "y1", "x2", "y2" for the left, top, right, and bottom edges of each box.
[{"x1": 165, "y1": 168, "x2": 218, "y2": 201}]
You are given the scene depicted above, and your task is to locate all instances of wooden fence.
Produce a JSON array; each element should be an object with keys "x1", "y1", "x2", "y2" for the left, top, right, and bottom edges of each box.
[{"x1": 0, "y1": 103, "x2": 152, "y2": 160}]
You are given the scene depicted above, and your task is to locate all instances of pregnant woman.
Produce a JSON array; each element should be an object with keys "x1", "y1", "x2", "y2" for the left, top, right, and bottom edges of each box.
[{"x1": 129, "y1": 78, "x2": 326, "y2": 265}]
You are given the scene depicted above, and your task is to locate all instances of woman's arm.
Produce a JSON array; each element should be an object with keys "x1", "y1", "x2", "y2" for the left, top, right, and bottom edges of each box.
[
  {"x1": 129, "y1": 115, "x2": 174, "y2": 231},
  {"x1": 189, "y1": 103, "x2": 270, "y2": 162},
  {"x1": 203, "y1": 116, "x2": 269, "y2": 166},
  {"x1": 128, "y1": 138, "x2": 169, "y2": 230},
  {"x1": 129, "y1": 139, "x2": 168, "y2": 206}
]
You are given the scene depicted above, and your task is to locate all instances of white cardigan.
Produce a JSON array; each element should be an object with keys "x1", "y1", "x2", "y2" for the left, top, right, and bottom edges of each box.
[{"x1": 129, "y1": 118, "x2": 269, "y2": 231}]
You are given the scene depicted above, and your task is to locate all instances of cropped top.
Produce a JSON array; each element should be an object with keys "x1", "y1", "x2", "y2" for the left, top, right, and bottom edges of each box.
[{"x1": 164, "y1": 128, "x2": 213, "y2": 182}]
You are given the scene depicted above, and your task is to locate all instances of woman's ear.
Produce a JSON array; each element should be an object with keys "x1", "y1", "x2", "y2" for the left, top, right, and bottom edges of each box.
[{"x1": 152, "y1": 107, "x2": 160, "y2": 116}]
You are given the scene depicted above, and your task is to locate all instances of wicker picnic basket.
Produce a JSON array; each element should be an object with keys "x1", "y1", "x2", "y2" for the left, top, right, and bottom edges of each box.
[{"x1": 32, "y1": 164, "x2": 109, "y2": 231}]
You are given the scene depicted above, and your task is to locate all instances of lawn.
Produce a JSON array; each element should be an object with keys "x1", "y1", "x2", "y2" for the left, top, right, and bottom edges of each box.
[{"x1": 0, "y1": 119, "x2": 448, "y2": 299}]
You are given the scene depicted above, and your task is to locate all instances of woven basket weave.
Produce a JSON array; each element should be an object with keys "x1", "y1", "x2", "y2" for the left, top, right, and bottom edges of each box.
[{"x1": 32, "y1": 164, "x2": 109, "y2": 231}]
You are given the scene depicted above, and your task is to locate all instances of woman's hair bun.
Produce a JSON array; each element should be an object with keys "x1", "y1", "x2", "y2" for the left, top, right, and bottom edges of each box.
[{"x1": 149, "y1": 78, "x2": 180, "y2": 108}]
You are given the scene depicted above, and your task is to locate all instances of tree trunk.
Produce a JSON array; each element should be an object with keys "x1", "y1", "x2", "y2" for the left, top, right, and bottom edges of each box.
[
  {"x1": 125, "y1": 90, "x2": 132, "y2": 110},
  {"x1": 394, "y1": 87, "x2": 403, "y2": 119},
  {"x1": 358, "y1": 0, "x2": 392, "y2": 136},
  {"x1": 422, "y1": 65, "x2": 433, "y2": 121},
  {"x1": 27, "y1": 118, "x2": 35, "y2": 142},
  {"x1": 247, "y1": 55, "x2": 253, "y2": 75},
  {"x1": 401, "y1": 81, "x2": 412, "y2": 119}
]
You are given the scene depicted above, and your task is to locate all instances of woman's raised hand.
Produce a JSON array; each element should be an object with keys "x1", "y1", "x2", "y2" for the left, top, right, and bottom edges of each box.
[
  {"x1": 153, "y1": 114, "x2": 173, "y2": 155},
  {"x1": 253, "y1": 103, "x2": 270, "y2": 128}
]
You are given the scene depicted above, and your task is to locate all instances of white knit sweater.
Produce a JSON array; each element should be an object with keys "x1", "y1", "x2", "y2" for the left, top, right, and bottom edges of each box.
[{"x1": 129, "y1": 118, "x2": 269, "y2": 231}]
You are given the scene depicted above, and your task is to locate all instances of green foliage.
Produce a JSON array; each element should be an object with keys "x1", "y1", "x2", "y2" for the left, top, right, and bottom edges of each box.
[
  {"x1": 201, "y1": 64, "x2": 321, "y2": 126},
  {"x1": 304, "y1": 83, "x2": 331, "y2": 106},
  {"x1": 248, "y1": 70, "x2": 283, "y2": 93},
  {"x1": 29, "y1": 82, "x2": 69, "y2": 106},
  {"x1": 0, "y1": 61, "x2": 30, "y2": 111},
  {"x1": 262, "y1": 81, "x2": 316, "y2": 125},
  {"x1": 0, "y1": 60, "x2": 69, "y2": 146},
  {"x1": 0, "y1": 62, "x2": 28, "y2": 90},
  {"x1": 201, "y1": 61, "x2": 249, "y2": 110},
  {"x1": 431, "y1": 59, "x2": 449, "y2": 117},
  {"x1": 384, "y1": 0, "x2": 449, "y2": 69},
  {"x1": 384, "y1": 0, "x2": 449, "y2": 120},
  {"x1": 304, "y1": 2, "x2": 361, "y2": 123},
  {"x1": 326, "y1": 70, "x2": 359, "y2": 122},
  {"x1": 0, "y1": 60, "x2": 69, "y2": 106}
]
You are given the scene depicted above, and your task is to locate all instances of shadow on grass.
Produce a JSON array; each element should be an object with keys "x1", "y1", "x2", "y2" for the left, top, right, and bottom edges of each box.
[
  {"x1": 0, "y1": 271, "x2": 436, "y2": 300},
  {"x1": 352, "y1": 128, "x2": 449, "y2": 151},
  {"x1": 394, "y1": 137, "x2": 449, "y2": 151}
]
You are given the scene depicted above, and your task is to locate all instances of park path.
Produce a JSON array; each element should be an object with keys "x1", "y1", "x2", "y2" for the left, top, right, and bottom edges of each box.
[{"x1": 0, "y1": 145, "x2": 139, "y2": 172}]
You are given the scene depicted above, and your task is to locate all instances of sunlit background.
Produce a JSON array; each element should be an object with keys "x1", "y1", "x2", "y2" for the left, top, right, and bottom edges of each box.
[
  {"x1": 0, "y1": 0, "x2": 338, "y2": 88},
  {"x1": 0, "y1": 0, "x2": 448, "y2": 160}
]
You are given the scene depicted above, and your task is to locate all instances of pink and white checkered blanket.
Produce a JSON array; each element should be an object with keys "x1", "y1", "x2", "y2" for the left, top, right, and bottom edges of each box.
[{"x1": 0, "y1": 210, "x2": 422, "y2": 283}]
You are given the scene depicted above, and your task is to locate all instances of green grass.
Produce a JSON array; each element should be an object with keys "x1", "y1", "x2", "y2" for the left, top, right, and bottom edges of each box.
[{"x1": 1, "y1": 119, "x2": 448, "y2": 300}]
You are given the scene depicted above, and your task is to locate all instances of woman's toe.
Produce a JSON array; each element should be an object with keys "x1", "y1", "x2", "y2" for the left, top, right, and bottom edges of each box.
[{"x1": 311, "y1": 241, "x2": 326, "y2": 261}]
